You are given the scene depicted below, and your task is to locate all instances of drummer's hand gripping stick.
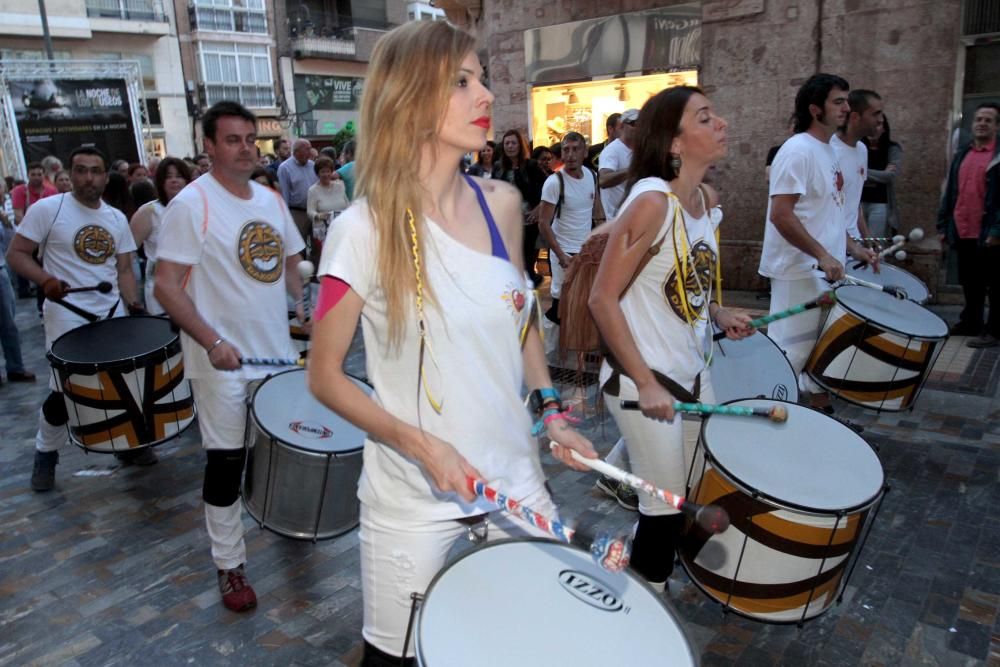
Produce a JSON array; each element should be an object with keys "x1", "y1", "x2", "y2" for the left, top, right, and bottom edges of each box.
[
  {"x1": 620, "y1": 399, "x2": 789, "y2": 423},
  {"x1": 811, "y1": 264, "x2": 909, "y2": 300},
  {"x1": 551, "y1": 443, "x2": 729, "y2": 535},
  {"x1": 466, "y1": 477, "x2": 631, "y2": 573},
  {"x1": 712, "y1": 291, "x2": 837, "y2": 341}
]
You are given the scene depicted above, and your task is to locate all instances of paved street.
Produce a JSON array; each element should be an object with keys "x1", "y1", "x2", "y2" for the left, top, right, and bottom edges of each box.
[{"x1": 1, "y1": 288, "x2": 999, "y2": 666}]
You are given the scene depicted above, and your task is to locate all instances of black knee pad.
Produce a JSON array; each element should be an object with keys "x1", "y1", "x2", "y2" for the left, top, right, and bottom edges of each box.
[
  {"x1": 361, "y1": 641, "x2": 415, "y2": 667},
  {"x1": 42, "y1": 392, "x2": 69, "y2": 426},
  {"x1": 202, "y1": 449, "x2": 246, "y2": 507},
  {"x1": 629, "y1": 513, "x2": 687, "y2": 584}
]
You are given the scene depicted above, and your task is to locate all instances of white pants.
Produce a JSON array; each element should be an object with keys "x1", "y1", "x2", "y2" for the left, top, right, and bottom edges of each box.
[
  {"x1": 604, "y1": 371, "x2": 714, "y2": 516},
  {"x1": 766, "y1": 275, "x2": 827, "y2": 394},
  {"x1": 549, "y1": 253, "x2": 572, "y2": 299},
  {"x1": 360, "y1": 487, "x2": 558, "y2": 658},
  {"x1": 190, "y1": 375, "x2": 254, "y2": 571}
]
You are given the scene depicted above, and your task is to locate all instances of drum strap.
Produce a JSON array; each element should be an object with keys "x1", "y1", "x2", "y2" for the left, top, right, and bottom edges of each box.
[{"x1": 601, "y1": 353, "x2": 700, "y2": 403}]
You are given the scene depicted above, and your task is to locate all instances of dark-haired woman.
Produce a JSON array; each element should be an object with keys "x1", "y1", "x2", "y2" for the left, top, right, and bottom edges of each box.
[
  {"x1": 862, "y1": 114, "x2": 902, "y2": 239},
  {"x1": 496, "y1": 129, "x2": 547, "y2": 285},
  {"x1": 466, "y1": 140, "x2": 496, "y2": 178},
  {"x1": 130, "y1": 157, "x2": 192, "y2": 314},
  {"x1": 589, "y1": 87, "x2": 753, "y2": 592}
]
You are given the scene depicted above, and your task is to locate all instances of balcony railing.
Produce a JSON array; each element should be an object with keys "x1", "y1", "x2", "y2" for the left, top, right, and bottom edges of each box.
[
  {"x1": 287, "y1": 9, "x2": 391, "y2": 60},
  {"x1": 190, "y1": 4, "x2": 268, "y2": 34},
  {"x1": 86, "y1": 0, "x2": 167, "y2": 22}
]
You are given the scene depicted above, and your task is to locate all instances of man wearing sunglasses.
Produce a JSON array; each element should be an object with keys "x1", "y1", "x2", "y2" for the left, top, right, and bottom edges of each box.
[{"x1": 598, "y1": 108, "x2": 639, "y2": 220}]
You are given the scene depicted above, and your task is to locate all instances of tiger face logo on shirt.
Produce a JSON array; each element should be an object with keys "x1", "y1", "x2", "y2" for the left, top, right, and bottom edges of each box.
[
  {"x1": 237, "y1": 221, "x2": 284, "y2": 283},
  {"x1": 73, "y1": 225, "x2": 116, "y2": 264},
  {"x1": 662, "y1": 240, "x2": 717, "y2": 322}
]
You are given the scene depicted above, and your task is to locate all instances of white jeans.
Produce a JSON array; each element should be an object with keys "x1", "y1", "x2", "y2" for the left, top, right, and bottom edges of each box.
[
  {"x1": 766, "y1": 275, "x2": 828, "y2": 394},
  {"x1": 360, "y1": 487, "x2": 558, "y2": 658},
  {"x1": 191, "y1": 376, "x2": 254, "y2": 571},
  {"x1": 604, "y1": 371, "x2": 714, "y2": 516}
]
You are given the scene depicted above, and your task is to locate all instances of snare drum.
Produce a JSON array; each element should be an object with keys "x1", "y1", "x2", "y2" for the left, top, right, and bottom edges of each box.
[
  {"x1": 243, "y1": 369, "x2": 370, "y2": 540},
  {"x1": 847, "y1": 262, "x2": 929, "y2": 304},
  {"x1": 416, "y1": 539, "x2": 696, "y2": 665},
  {"x1": 711, "y1": 331, "x2": 799, "y2": 404},
  {"x1": 806, "y1": 285, "x2": 948, "y2": 411},
  {"x1": 46, "y1": 316, "x2": 195, "y2": 453},
  {"x1": 682, "y1": 399, "x2": 885, "y2": 623}
]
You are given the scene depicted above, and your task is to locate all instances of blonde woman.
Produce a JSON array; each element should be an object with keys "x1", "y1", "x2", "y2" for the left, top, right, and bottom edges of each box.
[{"x1": 307, "y1": 21, "x2": 596, "y2": 665}]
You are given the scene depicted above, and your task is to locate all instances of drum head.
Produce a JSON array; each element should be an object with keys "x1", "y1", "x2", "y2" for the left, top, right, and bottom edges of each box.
[
  {"x1": 712, "y1": 331, "x2": 799, "y2": 404},
  {"x1": 417, "y1": 539, "x2": 695, "y2": 666},
  {"x1": 252, "y1": 369, "x2": 370, "y2": 454},
  {"x1": 835, "y1": 285, "x2": 947, "y2": 339},
  {"x1": 49, "y1": 316, "x2": 177, "y2": 365},
  {"x1": 702, "y1": 399, "x2": 884, "y2": 512},
  {"x1": 847, "y1": 262, "x2": 929, "y2": 303}
]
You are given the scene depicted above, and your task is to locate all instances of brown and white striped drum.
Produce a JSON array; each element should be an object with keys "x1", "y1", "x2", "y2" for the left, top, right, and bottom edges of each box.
[
  {"x1": 682, "y1": 399, "x2": 885, "y2": 624},
  {"x1": 805, "y1": 285, "x2": 948, "y2": 412}
]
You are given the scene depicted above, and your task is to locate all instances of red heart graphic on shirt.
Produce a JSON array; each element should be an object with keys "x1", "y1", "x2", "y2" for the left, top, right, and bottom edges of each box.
[{"x1": 512, "y1": 290, "x2": 525, "y2": 311}]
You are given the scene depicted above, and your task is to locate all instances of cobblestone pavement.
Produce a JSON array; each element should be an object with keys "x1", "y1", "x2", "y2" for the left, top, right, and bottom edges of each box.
[{"x1": 1, "y1": 289, "x2": 998, "y2": 666}]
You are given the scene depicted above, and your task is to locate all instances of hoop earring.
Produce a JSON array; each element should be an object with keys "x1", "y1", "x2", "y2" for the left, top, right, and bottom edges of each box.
[{"x1": 670, "y1": 154, "x2": 682, "y2": 173}]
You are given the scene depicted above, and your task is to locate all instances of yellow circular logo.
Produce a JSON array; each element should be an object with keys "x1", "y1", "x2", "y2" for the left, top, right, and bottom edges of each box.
[
  {"x1": 237, "y1": 221, "x2": 284, "y2": 283},
  {"x1": 73, "y1": 225, "x2": 116, "y2": 265}
]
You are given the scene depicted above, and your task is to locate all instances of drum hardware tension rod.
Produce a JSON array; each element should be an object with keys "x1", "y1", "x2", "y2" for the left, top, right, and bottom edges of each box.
[
  {"x1": 620, "y1": 400, "x2": 788, "y2": 423},
  {"x1": 297, "y1": 261, "x2": 315, "y2": 321},
  {"x1": 712, "y1": 292, "x2": 836, "y2": 341},
  {"x1": 467, "y1": 477, "x2": 632, "y2": 573},
  {"x1": 554, "y1": 443, "x2": 730, "y2": 535}
]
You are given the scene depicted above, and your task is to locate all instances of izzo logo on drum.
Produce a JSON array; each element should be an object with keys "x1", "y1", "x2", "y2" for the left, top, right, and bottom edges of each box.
[
  {"x1": 73, "y1": 225, "x2": 116, "y2": 264},
  {"x1": 558, "y1": 570, "x2": 626, "y2": 613},
  {"x1": 237, "y1": 221, "x2": 284, "y2": 283},
  {"x1": 772, "y1": 384, "x2": 789, "y2": 400},
  {"x1": 288, "y1": 421, "x2": 333, "y2": 439}
]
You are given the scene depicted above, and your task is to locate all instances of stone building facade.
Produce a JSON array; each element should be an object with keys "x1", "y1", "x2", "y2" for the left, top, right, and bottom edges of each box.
[{"x1": 443, "y1": 0, "x2": 973, "y2": 294}]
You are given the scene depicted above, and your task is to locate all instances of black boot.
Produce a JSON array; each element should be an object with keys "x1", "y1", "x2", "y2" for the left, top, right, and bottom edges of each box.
[
  {"x1": 31, "y1": 450, "x2": 59, "y2": 492},
  {"x1": 628, "y1": 512, "x2": 687, "y2": 587},
  {"x1": 361, "y1": 640, "x2": 415, "y2": 667}
]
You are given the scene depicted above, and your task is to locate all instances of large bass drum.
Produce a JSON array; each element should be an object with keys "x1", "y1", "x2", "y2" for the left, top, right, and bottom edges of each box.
[{"x1": 710, "y1": 330, "x2": 799, "y2": 404}]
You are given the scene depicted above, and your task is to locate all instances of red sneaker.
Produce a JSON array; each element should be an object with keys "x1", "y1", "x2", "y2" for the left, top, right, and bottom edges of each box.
[{"x1": 217, "y1": 564, "x2": 257, "y2": 612}]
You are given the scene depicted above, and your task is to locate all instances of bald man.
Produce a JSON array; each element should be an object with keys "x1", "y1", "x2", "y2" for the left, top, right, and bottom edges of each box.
[{"x1": 277, "y1": 139, "x2": 317, "y2": 255}]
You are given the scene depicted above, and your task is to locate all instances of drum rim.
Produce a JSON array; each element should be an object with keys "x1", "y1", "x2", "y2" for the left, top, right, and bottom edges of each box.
[
  {"x1": 803, "y1": 371, "x2": 927, "y2": 413},
  {"x1": 47, "y1": 315, "x2": 182, "y2": 372},
  {"x1": 248, "y1": 368, "x2": 369, "y2": 456},
  {"x1": 847, "y1": 261, "x2": 930, "y2": 300},
  {"x1": 414, "y1": 536, "x2": 697, "y2": 666},
  {"x1": 712, "y1": 329, "x2": 801, "y2": 403},
  {"x1": 831, "y1": 286, "x2": 946, "y2": 339},
  {"x1": 698, "y1": 398, "x2": 887, "y2": 515}
]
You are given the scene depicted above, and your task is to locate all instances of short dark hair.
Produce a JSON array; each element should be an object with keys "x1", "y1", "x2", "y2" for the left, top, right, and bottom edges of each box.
[
  {"x1": 562, "y1": 131, "x2": 587, "y2": 147},
  {"x1": 27, "y1": 162, "x2": 43, "y2": 173},
  {"x1": 314, "y1": 156, "x2": 336, "y2": 175},
  {"x1": 605, "y1": 112, "x2": 622, "y2": 134},
  {"x1": 69, "y1": 146, "x2": 108, "y2": 170},
  {"x1": 202, "y1": 101, "x2": 256, "y2": 141},
  {"x1": 848, "y1": 89, "x2": 881, "y2": 115},
  {"x1": 155, "y1": 157, "x2": 192, "y2": 206},
  {"x1": 251, "y1": 167, "x2": 278, "y2": 190},
  {"x1": 127, "y1": 162, "x2": 146, "y2": 177},
  {"x1": 342, "y1": 140, "x2": 356, "y2": 156},
  {"x1": 530, "y1": 145, "x2": 551, "y2": 161},
  {"x1": 129, "y1": 179, "x2": 157, "y2": 209},
  {"x1": 274, "y1": 138, "x2": 289, "y2": 150},
  {"x1": 793, "y1": 73, "x2": 850, "y2": 133},
  {"x1": 975, "y1": 102, "x2": 1000, "y2": 116}
]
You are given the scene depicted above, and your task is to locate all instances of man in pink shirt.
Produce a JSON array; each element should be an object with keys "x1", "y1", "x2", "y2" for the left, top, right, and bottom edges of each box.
[
  {"x1": 938, "y1": 103, "x2": 1000, "y2": 347},
  {"x1": 10, "y1": 162, "x2": 58, "y2": 225}
]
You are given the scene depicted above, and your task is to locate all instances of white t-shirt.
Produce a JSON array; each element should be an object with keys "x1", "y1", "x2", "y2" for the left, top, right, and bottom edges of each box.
[
  {"x1": 540, "y1": 169, "x2": 596, "y2": 254},
  {"x1": 599, "y1": 138, "x2": 633, "y2": 219},
  {"x1": 759, "y1": 133, "x2": 847, "y2": 280},
  {"x1": 156, "y1": 174, "x2": 305, "y2": 379},
  {"x1": 18, "y1": 193, "x2": 136, "y2": 321},
  {"x1": 830, "y1": 133, "x2": 868, "y2": 239},
  {"x1": 318, "y1": 200, "x2": 545, "y2": 521},
  {"x1": 598, "y1": 178, "x2": 722, "y2": 391}
]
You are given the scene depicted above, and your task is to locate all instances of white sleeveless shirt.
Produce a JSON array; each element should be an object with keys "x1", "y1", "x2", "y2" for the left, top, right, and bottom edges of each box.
[
  {"x1": 319, "y1": 200, "x2": 545, "y2": 521},
  {"x1": 599, "y1": 177, "x2": 722, "y2": 389}
]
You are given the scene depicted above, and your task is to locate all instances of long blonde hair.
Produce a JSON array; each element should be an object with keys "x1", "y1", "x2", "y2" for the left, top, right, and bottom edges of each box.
[{"x1": 356, "y1": 21, "x2": 477, "y2": 346}]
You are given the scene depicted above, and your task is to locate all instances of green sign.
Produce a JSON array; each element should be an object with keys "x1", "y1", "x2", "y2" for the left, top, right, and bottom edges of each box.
[{"x1": 295, "y1": 75, "x2": 364, "y2": 112}]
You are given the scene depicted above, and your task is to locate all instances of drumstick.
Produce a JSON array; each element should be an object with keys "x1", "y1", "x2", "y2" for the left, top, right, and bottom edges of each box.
[
  {"x1": 240, "y1": 357, "x2": 305, "y2": 367},
  {"x1": 841, "y1": 274, "x2": 907, "y2": 299},
  {"x1": 853, "y1": 229, "x2": 923, "y2": 246},
  {"x1": 551, "y1": 443, "x2": 729, "y2": 535},
  {"x1": 712, "y1": 291, "x2": 836, "y2": 340},
  {"x1": 467, "y1": 477, "x2": 631, "y2": 573},
  {"x1": 620, "y1": 400, "x2": 788, "y2": 423},
  {"x1": 64, "y1": 281, "x2": 113, "y2": 294},
  {"x1": 297, "y1": 260, "x2": 315, "y2": 320}
]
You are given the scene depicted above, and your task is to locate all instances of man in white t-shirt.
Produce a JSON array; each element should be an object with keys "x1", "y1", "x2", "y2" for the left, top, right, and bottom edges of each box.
[
  {"x1": 832, "y1": 89, "x2": 883, "y2": 241},
  {"x1": 598, "y1": 108, "x2": 638, "y2": 219},
  {"x1": 538, "y1": 131, "x2": 604, "y2": 325},
  {"x1": 155, "y1": 102, "x2": 307, "y2": 614},
  {"x1": 759, "y1": 74, "x2": 877, "y2": 406},
  {"x1": 7, "y1": 146, "x2": 142, "y2": 492}
]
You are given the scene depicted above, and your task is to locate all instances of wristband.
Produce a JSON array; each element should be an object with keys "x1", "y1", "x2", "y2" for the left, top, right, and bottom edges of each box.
[
  {"x1": 529, "y1": 387, "x2": 561, "y2": 416},
  {"x1": 207, "y1": 337, "x2": 225, "y2": 354}
]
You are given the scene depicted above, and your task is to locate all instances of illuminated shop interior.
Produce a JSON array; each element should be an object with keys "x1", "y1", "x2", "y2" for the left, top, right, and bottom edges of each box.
[{"x1": 529, "y1": 70, "x2": 698, "y2": 147}]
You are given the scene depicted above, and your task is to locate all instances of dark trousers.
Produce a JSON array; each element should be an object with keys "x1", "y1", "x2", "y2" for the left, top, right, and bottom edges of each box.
[
  {"x1": 956, "y1": 239, "x2": 1000, "y2": 337},
  {"x1": 523, "y1": 222, "x2": 541, "y2": 284}
]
